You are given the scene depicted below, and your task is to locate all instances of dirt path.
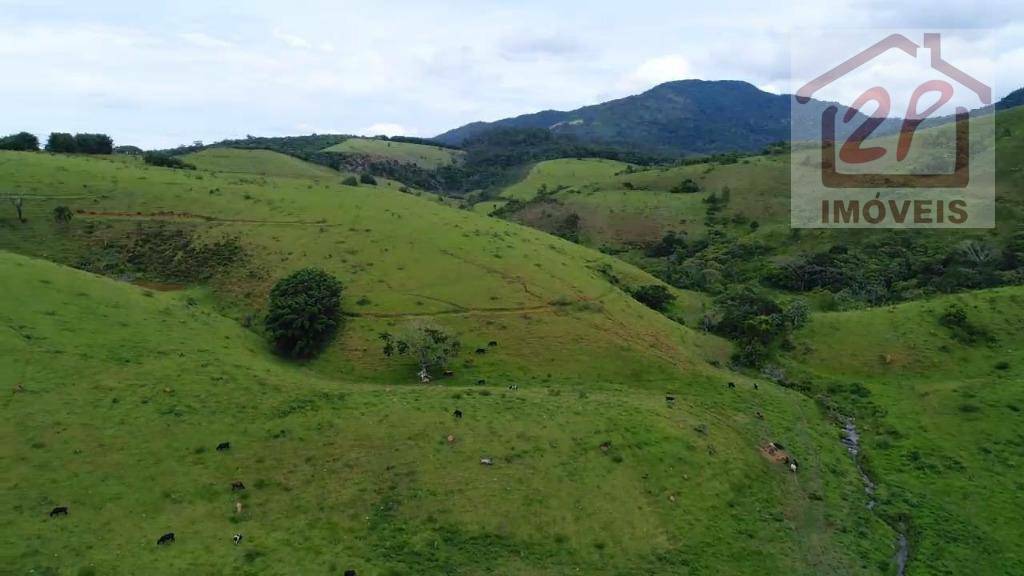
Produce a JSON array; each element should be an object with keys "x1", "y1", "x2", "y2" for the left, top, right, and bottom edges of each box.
[
  {"x1": 76, "y1": 209, "x2": 337, "y2": 226},
  {"x1": 347, "y1": 287, "x2": 617, "y2": 320}
]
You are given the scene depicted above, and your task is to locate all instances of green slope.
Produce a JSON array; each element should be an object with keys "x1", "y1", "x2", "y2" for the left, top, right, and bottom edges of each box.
[
  {"x1": 180, "y1": 148, "x2": 343, "y2": 180},
  {"x1": 322, "y1": 138, "x2": 464, "y2": 169},
  {"x1": 0, "y1": 151, "x2": 896, "y2": 574},
  {"x1": 782, "y1": 287, "x2": 1024, "y2": 575}
]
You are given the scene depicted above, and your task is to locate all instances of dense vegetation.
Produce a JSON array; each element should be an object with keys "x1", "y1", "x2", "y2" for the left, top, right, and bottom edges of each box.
[
  {"x1": 44, "y1": 132, "x2": 114, "y2": 154},
  {"x1": 0, "y1": 131, "x2": 40, "y2": 151},
  {"x1": 143, "y1": 152, "x2": 196, "y2": 169},
  {"x1": 265, "y1": 268, "x2": 344, "y2": 359}
]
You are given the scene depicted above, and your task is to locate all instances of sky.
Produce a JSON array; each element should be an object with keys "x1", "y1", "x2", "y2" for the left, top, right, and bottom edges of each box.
[{"x1": 1, "y1": 0, "x2": 1022, "y2": 149}]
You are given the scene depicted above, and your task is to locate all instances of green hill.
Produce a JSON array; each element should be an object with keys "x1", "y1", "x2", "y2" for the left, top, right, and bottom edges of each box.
[
  {"x1": 180, "y1": 148, "x2": 343, "y2": 180},
  {"x1": 0, "y1": 150, "x2": 898, "y2": 574},
  {"x1": 322, "y1": 137, "x2": 465, "y2": 169},
  {"x1": 437, "y1": 80, "x2": 818, "y2": 155},
  {"x1": 782, "y1": 287, "x2": 1024, "y2": 575}
]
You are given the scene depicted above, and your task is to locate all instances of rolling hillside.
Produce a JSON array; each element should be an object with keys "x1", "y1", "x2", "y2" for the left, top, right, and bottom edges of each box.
[
  {"x1": 783, "y1": 287, "x2": 1024, "y2": 575},
  {"x1": 0, "y1": 151, "x2": 897, "y2": 574},
  {"x1": 322, "y1": 137, "x2": 465, "y2": 169},
  {"x1": 181, "y1": 148, "x2": 343, "y2": 180}
]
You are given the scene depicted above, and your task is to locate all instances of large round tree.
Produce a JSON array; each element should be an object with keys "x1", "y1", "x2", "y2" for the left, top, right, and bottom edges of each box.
[{"x1": 264, "y1": 268, "x2": 343, "y2": 359}]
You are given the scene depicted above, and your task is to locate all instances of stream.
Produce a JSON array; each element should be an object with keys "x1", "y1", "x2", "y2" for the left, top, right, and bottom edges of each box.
[{"x1": 840, "y1": 418, "x2": 909, "y2": 576}]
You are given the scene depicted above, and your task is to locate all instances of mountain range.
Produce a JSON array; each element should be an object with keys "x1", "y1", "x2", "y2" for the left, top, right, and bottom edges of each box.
[{"x1": 436, "y1": 80, "x2": 1024, "y2": 156}]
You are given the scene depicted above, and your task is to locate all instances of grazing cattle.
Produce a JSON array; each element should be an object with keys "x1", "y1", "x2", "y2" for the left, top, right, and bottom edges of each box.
[
  {"x1": 599, "y1": 442, "x2": 611, "y2": 452},
  {"x1": 755, "y1": 411, "x2": 764, "y2": 420},
  {"x1": 480, "y1": 457, "x2": 493, "y2": 466},
  {"x1": 753, "y1": 383, "x2": 759, "y2": 390},
  {"x1": 443, "y1": 370, "x2": 455, "y2": 377},
  {"x1": 233, "y1": 533, "x2": 243, "y2": 545},
  {"x1": 790, "y1": 462, "x2": 798, "y2": 473},
  {"x1": 727, "y1": 382, "x2": 736, "y2": 389},
  {"x1": 49, "y1": 506, "x2": 68, "y2": 518},
  {"x1": 235, "y1": 501, "x2": 243, "y2": 515},
  {"x1": 157, "y1": 533, "x2": 175, "y2": 545},
  {"x1": 453, "y1": 409, "x2": 463, "y2": 419},
  {"x1": 231, "y1": 481, "x2": 245, "y2": 491},
  {"x1": 216, "y1": 442, "x2": 231, "y2": 451},
  {"x1": 508, "y1": 384, "x2": 518, "y2": 391},
  {"x1": 488, "y1": 341, "x2": 498, "y2": 347},
  {"x1": 665, "y1": 394, "x2": 676, "y2": 403},
  {"x1": 475, "y1": 348, "x2": 487, "y2": 355},
  {"x1": 477, "y1": 379, "x2": 486, "y2": 385},
  {"x1": 344, "y1": 570, "x2": 358, "y2": 576}
]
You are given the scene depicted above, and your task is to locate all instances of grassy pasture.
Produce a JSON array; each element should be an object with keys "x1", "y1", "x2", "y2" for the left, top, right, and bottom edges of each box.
[
  {"x1": 181, "y1": 148, "x2": 343, "y2": 180},
  {"x1": 0, "y1": 250, "x2": 891, "y2": 576},
  {"x1": 322, "y1": 138, "x2": 465, "y2": 169},
  {"x1": 495, "y1": 106, "x2": 1024, "y2": 260},
  {"x1": 0, "y1": 150, "x2": 899, "y2": 574},
  {"x1": 784, "y1": 287, "x2": 1024, "y2": 575}
]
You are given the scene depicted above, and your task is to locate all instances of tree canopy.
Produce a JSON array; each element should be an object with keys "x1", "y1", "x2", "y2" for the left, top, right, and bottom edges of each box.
[{"x1": 264, "y1": 268, "x2": 344, "y2": 359}]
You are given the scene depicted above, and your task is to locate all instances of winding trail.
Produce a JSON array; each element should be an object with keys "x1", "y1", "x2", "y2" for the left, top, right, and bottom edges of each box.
[
  {"x1": 76, "y1": 209, "x2": 339, "y2": 226},
  {"x1": 841, "y1": 418, "x2": 909, "y2": 576}
]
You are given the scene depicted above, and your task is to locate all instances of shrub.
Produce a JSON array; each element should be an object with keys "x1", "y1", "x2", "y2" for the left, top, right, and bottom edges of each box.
[
  {"x1": 939, "y1": 303, "x2": 989, "y2": 344},
  {"x1": 359, "y1": 173, "x2": 378, "y2": 185},
  {"x1": 265, "y1": 268, "x2": 344, "y2": 359},
  {"x1": 0, "y1": 132, "x2": 40, "y2": 151},
  {"x1": 52, "y1": 206, "x2": 73, "y2": 224},
  {"x1": 380, "y1": 321, "x2": 461, "y2": 380},
  {"x1": 670, "y1": 178, "x2": 701, "y2": 194},
  {"x1": 631, "y1": 284, "x2": 676, "y2": 311},
  {"x1": 143, "y1": 152, "x2": 195, "y2": 170},
  {"x1": 342, "y1": 175, "x2": 359, "y2": 186}
]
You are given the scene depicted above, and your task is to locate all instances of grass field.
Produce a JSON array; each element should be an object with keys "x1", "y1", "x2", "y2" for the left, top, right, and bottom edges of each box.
[
  {"x1": 500, "y1": 158, "x2": 630, "y2": 201},
  {"x1": 0, "y1": 150, "x2": 899, "y2": 574},
  {"x1": 322, "y1": 138, "x2": 465, "y2": 169},
  {"x1": 783, "y1": 287, "x2": 1024, "y2": 575},
  {"x1": 494, "y1": 106, "x2": 1024, "y2": 260},
  {"x1": 181, "y1": 148, "x2": 343, "y2": 181}
]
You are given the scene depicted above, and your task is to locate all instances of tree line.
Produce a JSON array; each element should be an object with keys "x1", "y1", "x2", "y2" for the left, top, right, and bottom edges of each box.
[{"x1": 0, "y1": 132, "x2": 114, "y2": 154}]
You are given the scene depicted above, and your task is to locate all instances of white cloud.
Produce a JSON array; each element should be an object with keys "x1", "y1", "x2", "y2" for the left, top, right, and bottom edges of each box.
[
  {"x1": 0, "y1": 0, "x2": 1018, "y2": 149},
  {"x1": 180, "y1": 32, "x2": 232, "y2": 49},
  {"x1": 273, "y1": 29, "x2": 312, "y2": 49},
  {"x1": 620, "y1": 55, "x2": 693, "y2": 93},
  {"x1": 363, "y1": 123, "x2": 415, "y2": 137}
]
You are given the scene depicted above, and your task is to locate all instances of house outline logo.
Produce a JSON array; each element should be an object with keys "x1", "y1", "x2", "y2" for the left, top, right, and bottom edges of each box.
[{"x1": 795, "y1": 33, "x2": 992, "y2": 189}]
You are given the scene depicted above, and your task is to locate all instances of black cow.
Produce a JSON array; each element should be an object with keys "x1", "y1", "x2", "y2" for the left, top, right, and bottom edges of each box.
[
  {"x1": 157, "y1": 532, "x2": 175, "y2": 545},
  {"x1": 488, "y1": 341, "x2": 498, "y2": 347},
  {"x1": 231, "y1": 481, "x2": 246, "y2": 491},
  {"x1": 474, "y1": 348, "x2": 487, "y2": 355},
  {"x1": 665, "y1": 394, "x2": 676, "y2": 403},
  {"x1": 344, "y1": 570, "x2": 358, "y2": 576},
  {"x1": 453, "y1": 409, "x2": 463, "y2": 419},
  {"x1": 727, "y1": 382, "x2": 736, "y2": 389},
  {"x1": 443, "y1": 370, "x2": 455, "y2": 377},
  {"x1": 216, "y1": 442, "x2": 231, "y2": 451},
  {"x1": 477, "y1": 379, "x2": 486, "y2": 385},
  {"x1": 49, "y1": 506, "x2": 68, "y2": 518},
  {"x1": 753, "y1": 383, "x2": 759, "y2": 390}
]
